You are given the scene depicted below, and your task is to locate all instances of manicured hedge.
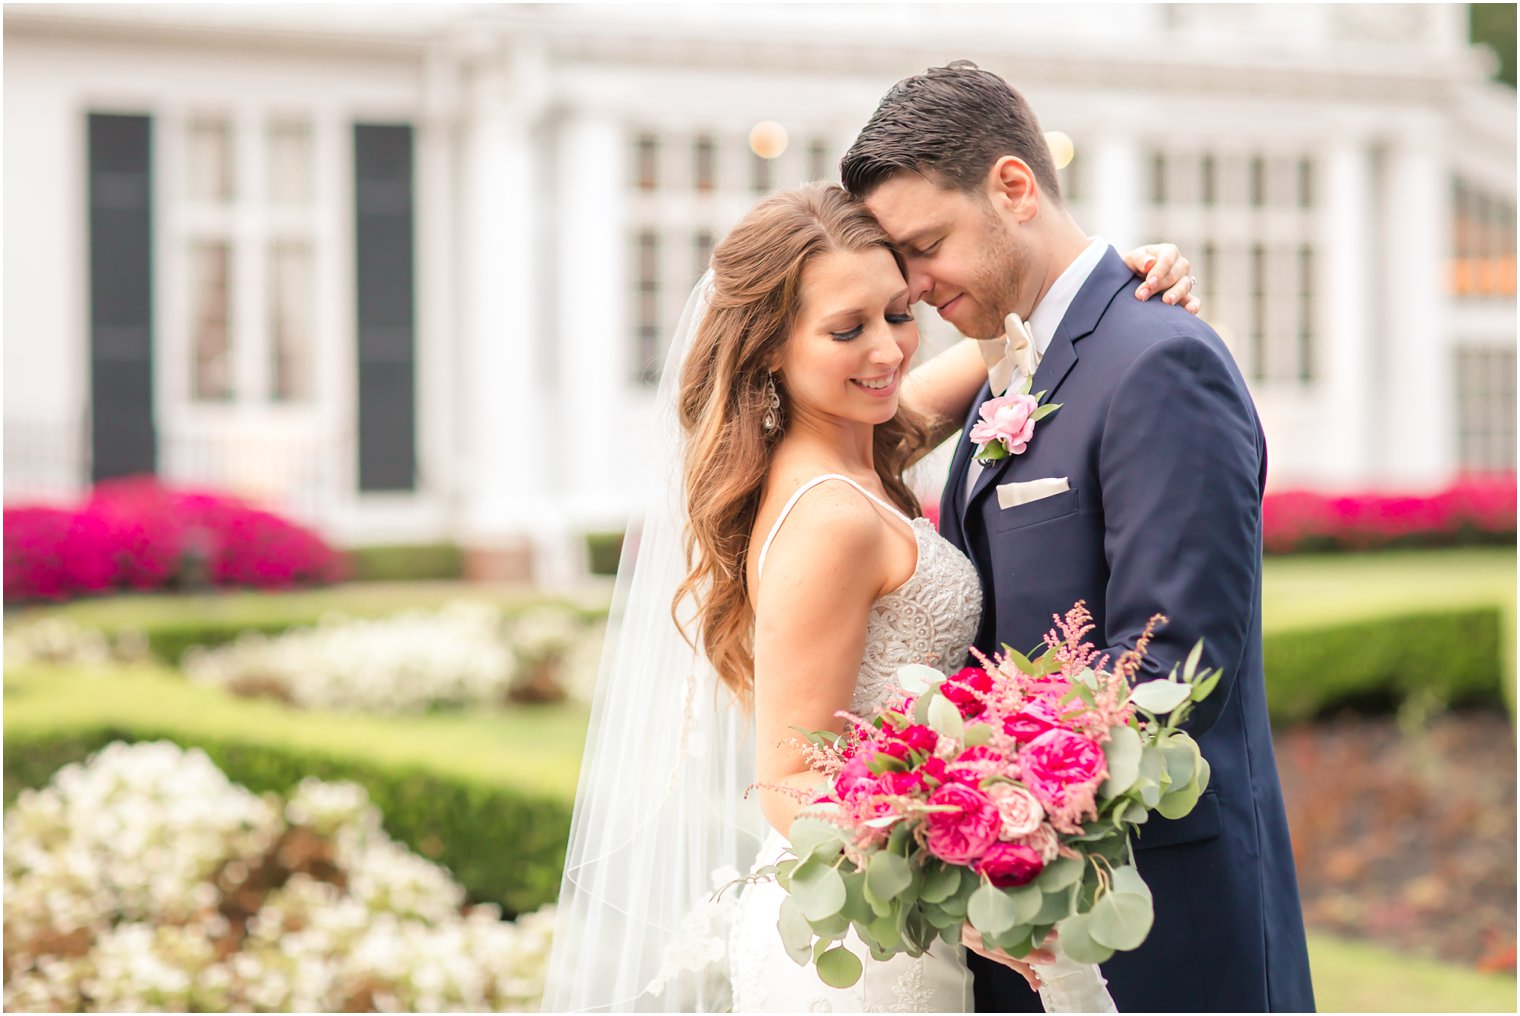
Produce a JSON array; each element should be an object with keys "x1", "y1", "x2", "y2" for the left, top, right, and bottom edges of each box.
[
  {"x1": 346, "y1": 543, "x2": 465, "y2": 583},
  {"x1": 3, "y1": 725, "x2": 571, "y2": 917},
  {"x1": 1262, "y1": 606, "x2": 1503, "y2": 724},
  {"x1": 585, "y1": 531, "x2": 624, "y2": 577}
]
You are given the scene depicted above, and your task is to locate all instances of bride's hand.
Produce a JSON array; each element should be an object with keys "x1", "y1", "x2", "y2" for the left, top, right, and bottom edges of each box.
[
  {"x1": 960, "y1": 924, "x2": 1058, "y2": 991},
  {"x1": 1119, "y1": 243, "x2": 1202, "y2": 314}
]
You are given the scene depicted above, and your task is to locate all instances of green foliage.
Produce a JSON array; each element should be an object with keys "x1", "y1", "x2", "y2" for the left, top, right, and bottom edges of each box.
[
  {"x1": 345, "y1": 543, "x2": 465, "y2": 582},
  {"x1": 585, "y1": 531, "x2": 625, "y2": 576},
  {"x1": 1262, "y1": 607, "x2": 1503, "y2": 725},
  {"x1": 3, "y1": 726, "x2": 570, "y2": 915},
  {"x1": 1471, "y1": 3, "x2": 1517, "y2": 90}
]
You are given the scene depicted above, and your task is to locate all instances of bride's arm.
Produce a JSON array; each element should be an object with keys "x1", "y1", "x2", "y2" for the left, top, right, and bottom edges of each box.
[
  {"x1": 749, "y1": 486, "x2": 895, "y2": 837},
  {"x1": 901, "y1": 243, "x2": 1202, "y2": 447}
]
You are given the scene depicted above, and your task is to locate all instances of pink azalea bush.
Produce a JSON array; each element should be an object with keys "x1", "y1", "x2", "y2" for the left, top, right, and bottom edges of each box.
[
  {"x1": 765, "y1": 604, "x2": 1222, "y2": 988},
  {"x1": 923, "y1": 475, "x2": 1516, "y2": 554},
  {"x1": 4, "y1": 476, "x2": 344, "y2": 602}
]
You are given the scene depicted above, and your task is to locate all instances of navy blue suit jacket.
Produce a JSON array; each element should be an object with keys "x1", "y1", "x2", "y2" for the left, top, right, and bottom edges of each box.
[{"x1": 939, "y1": 248, "x2": 1315, "y2": 1012}]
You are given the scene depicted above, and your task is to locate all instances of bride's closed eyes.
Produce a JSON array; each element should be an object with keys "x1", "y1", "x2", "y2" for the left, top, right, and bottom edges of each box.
[{"x1": 827, "y1": 305, "x2": 916, "y2": 342}]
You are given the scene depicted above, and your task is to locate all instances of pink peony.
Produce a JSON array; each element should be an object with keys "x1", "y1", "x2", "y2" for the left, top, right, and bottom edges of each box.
[
  {"x1": 878, "y1": 770, "x2": 926, "y2": 796},
  {"x1": 974, "y1": 841, "x2": 1046, "y2": 888},
  {"x1": 1020, "y1": 728, "x2": 1107, "y2": 811},
  {"x1": 985, "y1": 782, "x2": 1045, "y2": 838},
  {"x1": 1003, "y1": 699, "x2": 1064, "y2": 743},
  {"x1": 834, "y1": 756, "x2": 879, "y2": 800},
  {"x1": 923, "y1": 783, "x2": 1002, "y2": 865},
  {"x1": 1019, "y1": 823, "x2": 1062, "y2": 863},
  {"x1": 888, "y1": 724, "x2": 940, "y2": 756},
  {"x1": 970, "y1": 392, "x2": 1040, "y2": 456}
]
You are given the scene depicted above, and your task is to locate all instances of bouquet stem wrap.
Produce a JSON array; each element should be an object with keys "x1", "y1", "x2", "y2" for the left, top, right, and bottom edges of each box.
[{"x1": 1032, "y1": 950, "x2": 1118, "y2": 1013}]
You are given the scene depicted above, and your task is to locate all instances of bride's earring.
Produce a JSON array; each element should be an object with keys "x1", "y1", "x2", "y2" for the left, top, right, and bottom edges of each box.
[{"x1": 762, "y1": 374, "x2": 782, "y2": 433}]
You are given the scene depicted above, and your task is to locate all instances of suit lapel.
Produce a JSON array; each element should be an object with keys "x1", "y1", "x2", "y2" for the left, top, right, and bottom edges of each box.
[{"x1": 964, "y1": 247, "x2": 1137, "y2": 512}]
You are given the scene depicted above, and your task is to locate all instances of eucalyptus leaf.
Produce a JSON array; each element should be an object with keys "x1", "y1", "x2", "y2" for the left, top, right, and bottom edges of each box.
[
  {"x1": 789, "y1": 818, "x2": 847, "y2": 863},
  {"x1": 777, "y1": 895, "x2": 814, "y2": 966},
  {"x1": 920, "y1": 862, "x2": 963, "y2": 904},
  {"x1": 1128, "y1": 679, "x2": 1191, "y2": 715},
  {"x1": 792, "y1": 859, "x2": 847, "y2": 922},
  {"x1": 963, "y1": 723, "x2": 994, "y2": 748},
  {"x1": 1160, "y1": 737, "x2": 1198, "y2": 789},
  {"x1": 1035, "y1": 856, "x2": 1084, "y2": 891},
  {"x1": 1197, "y1": 755, "x2": 1212, "y2": 792},
  {"x1": 913, "y1": 689, "x2": 936, "y2": 726},
  {"x1": 1100, "y1": 724, "x2": 1143, "y2": 800},
  {"x1": 927, "y1": 693, "x2": 965, "y2": 740},
  {"x1": 896, "y1": 663, "x2": 945, "y2": 696},
  {"x1": 867, "y1": 911, "x2": 902, "y2": 951},
  {"x1": 938, "y1": 923, "x2": 962, "y2": 948},
  {"x1": 1033, "y1": 882, "x2": 1080, "y2": 925},
  {"x1": 1136, "y1": 776, "x2": 1162, "y2": 808},
  {"x1": 840, "y1": 870, "x2": 874, "y2": 925},
  {"x1": 816, "y1": 946, "x2": 864, "y2": 989},
  {"x1": 968, "y1": 883, "x2": 1019, "y2": 936},
  {"x1": 1156, "y1": 774, "x2": 1203, "y2": 819},
  {"x1": 1088, "y1": 890, "x2": 1154, "y2": 951},
  {"x1": 867, "y1": 851, "x2": 914, "y2": 904},
  {"x1": 1109, "y1": 865, "x2": 1152, "y2": 902},
  {"x1": 1055, "y1": 910, "x2": 1114, "y2": 965}
]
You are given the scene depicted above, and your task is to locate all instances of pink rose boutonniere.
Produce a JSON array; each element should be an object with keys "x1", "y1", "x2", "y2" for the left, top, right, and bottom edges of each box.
[{"x1": 970, "y1": 379, "x2": 1061, "y2": 463}]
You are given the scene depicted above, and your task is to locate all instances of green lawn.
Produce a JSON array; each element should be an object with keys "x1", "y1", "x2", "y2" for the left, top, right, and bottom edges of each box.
[
  {"x1": 1309, "y1": 932, "x2": 1516, "y2": 1012},
  {"x1": 4, "y1": 661, "x2": 591, "y2": 800},
  {"x1": 1262, "y1": 547, "x2": 1515, "y2": 630}
]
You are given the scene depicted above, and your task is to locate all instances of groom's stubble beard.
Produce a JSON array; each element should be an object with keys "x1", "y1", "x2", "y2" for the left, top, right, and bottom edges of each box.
[{"x1": 961, "y1": 207, "x2": 1034, "y2": 340}]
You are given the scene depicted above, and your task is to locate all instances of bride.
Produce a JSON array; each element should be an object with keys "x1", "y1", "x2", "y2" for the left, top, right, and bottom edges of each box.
[{"x1": 542, "y1": 184, "x2": 1196, "y2": 1013}]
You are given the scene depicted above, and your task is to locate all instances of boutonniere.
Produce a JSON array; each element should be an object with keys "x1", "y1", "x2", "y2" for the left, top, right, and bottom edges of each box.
[{"x1": 970, "y1": 376, "x2": 1061, "y2": 462}]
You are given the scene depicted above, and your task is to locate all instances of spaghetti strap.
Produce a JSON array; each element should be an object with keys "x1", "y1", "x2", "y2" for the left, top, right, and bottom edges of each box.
[{"x1": 756, "y1": 474, "x2": 915, "y2": 581}]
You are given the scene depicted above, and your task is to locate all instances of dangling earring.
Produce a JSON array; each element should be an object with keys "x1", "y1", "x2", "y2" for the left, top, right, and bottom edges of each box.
[{"x1": 762, "y1": 374, "x2": 782, "y2": 433}]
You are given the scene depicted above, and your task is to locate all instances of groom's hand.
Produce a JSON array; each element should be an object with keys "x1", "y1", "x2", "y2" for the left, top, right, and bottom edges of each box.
[{"x1": 961, "y1": 924, "x2": 1057, "y2": 990}]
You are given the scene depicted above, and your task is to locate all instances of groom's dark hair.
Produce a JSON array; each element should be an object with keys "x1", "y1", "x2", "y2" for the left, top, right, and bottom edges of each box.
[{"x1": 841, "y1": 60, "x2": 1061, "y2": 203}]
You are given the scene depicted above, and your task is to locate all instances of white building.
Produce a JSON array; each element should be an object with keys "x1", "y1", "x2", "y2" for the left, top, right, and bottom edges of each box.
[{"x1": 4, "y1": 3, "x2": 1515, "y2": 580}]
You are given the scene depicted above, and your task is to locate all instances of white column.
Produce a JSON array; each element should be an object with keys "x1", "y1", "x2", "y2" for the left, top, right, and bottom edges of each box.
[
  {"x1": 1317, "y1": 139, "x2": 1377, "y2": 487},
  {"x1": 554, "y1": 110, "x2": 630, "y2": 532},
  {"x1": 1378, "y1": 123, "x2": 1452, "y2": 489},
  {"x1": 458, "y1": 38, "x2": 567, "y2": 580},
  {"x1": 1087, "y1": 132, "x2": 1143, "y2": 251}
]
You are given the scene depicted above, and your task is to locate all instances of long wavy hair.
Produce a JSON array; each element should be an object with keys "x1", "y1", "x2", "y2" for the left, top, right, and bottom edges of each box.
[{"x1": 675, "y1": 183, "x2": 935, "y2": 705}]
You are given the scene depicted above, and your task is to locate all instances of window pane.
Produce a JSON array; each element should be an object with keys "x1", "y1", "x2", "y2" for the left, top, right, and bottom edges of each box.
[
  {"x1": 269, "y1": 241, "x2": 313, "y2": 401},
  {"x1": 809, "y1": 138, "x2": 831, "y2": 183},
  {"x1": 751, "y1": 151, "x2": 774, "y2": 195},
  {"x1": 635, "y1": 132, "x2": 659, "y2": 190},
  {"x1": 267, "y1": 119, "x2": 313, "y2": 206},
  {"x1": 187, "y1": 117, "x2": 233, "y2": 202},
  {"x1": 190, "y1": 240, "x2": 233, "y2": 400},
  {"x1": 694, "y1": 230, "x2": 715, "y2": 278},
  {"x1": 694, "y1": 136, "x2": 716, "y2": 193}
]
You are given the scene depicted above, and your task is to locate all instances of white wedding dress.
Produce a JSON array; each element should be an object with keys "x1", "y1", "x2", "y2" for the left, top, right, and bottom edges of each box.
[{"x1": 728, "y1": 473, "x2": 983, "y2": 1013}]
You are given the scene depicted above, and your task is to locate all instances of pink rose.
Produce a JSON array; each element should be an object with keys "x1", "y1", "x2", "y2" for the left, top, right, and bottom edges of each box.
[
  {"x1": 1003, "y1": 699, "x2": 1063, "y2": 743},
  {"x1": 970, "y1": 392, "x2": 1040, "y2": 456},
  {"x1": 888, "y1": 724, "x2": 940, "y2": 756},
  {"x1": 918, "y1": 757, "x2": 950, "y2": 786},
  {"x1": 878, "y1": 770, "x2": 926, "y2": 796},
  {"x1": 1020, "y1": 729, "x2": 1107, "y2": 811},
  {"x1": 834, "y1": 756, "x2": 878, "y2": 800},
  {"x1": 923, "y1": 784, "x2": 1001, "y2": 865},
  {"x1": 984, "y1": 782, "x2": 1045, "y2": 838},
  {"x1": 1019, "y1": 823, "x2": 1062, "y2": 863},
  {"x1": 974, "y1": 841, "x2": 1046, "y2": 888}
]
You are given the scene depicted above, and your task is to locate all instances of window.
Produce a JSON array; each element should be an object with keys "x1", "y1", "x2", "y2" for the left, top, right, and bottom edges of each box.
[
  {"x1": 751, "y1": 150, "x2": 773, "y2": 195},
  {"x1": 693, "y1": 230, "x2": 715, "y2": 277},
  {"x1": 182, "y1": 112, "x2": 319, "y2": 405},
  {"x1": 635, "y1": 133, "x2": 659, "y2": 191},
  {"x1": 634, "y1": 230, "x2": 661, "y2": 384},
  {"x1": 1144, "y1": 146, "x2": 1319, "y2": 386},
  {"x1": 1456, "y1": 346, "x2": 1518, "y2": 473},
  {"x1": 1450, "y1": 177, "x2": 1517, "y2": 299},
  {"x1": 694, "y1": 135, "x2": 717, "y2": 193},
  {"x1": 190, "y1": 241, "x2": 232, "y2": 400},
  {"x1": 808, "y1": 138, "x2": 832, "y2": 183}
]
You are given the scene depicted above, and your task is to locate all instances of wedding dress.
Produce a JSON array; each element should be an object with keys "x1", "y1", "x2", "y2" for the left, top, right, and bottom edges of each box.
[{"x1": 727, "y1": 472, "x2": 983, "y2": 1013}]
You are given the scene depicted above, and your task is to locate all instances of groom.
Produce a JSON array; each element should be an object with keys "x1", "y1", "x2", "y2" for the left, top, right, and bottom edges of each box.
[{"x1": 843, "y1": 63, "x2": 1315, "y2": 1012}]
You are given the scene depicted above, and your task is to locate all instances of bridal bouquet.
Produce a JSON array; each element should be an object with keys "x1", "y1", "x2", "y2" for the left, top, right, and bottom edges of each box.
[{"x1": 765, "y1": 603, "x2": 1220, "y2": 1008}]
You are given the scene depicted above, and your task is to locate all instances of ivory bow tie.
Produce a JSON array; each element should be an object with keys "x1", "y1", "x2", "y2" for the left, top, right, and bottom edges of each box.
[{"x1": 976, "y1": 312, "x2": 1040, "y2": 397}]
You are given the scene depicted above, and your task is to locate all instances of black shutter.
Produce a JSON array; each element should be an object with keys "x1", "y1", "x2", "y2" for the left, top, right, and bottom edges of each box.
[
  {"x1": 87, "y1": 113, "x2": 156, "y2": 483},
  {"x1": 353, "y1": 123, "x2": 416, "y2": 492}
]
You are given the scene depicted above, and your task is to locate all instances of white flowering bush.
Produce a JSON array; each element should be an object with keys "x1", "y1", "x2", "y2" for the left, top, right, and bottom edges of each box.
[
  {"x1": 3, "y1": 741, "x2": 556, "y2": 1012},
  {"x1": 181, "y1": 600, "x2": 594, "y2": 713},
  {"x1": 3, "y1": 616, "x2": 150, "y2": 670}
]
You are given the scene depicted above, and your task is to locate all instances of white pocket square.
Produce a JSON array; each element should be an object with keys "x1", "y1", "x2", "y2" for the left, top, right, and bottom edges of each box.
[{"x1": 997, "y1": 477, "x2": 1070, "y2": 510}]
